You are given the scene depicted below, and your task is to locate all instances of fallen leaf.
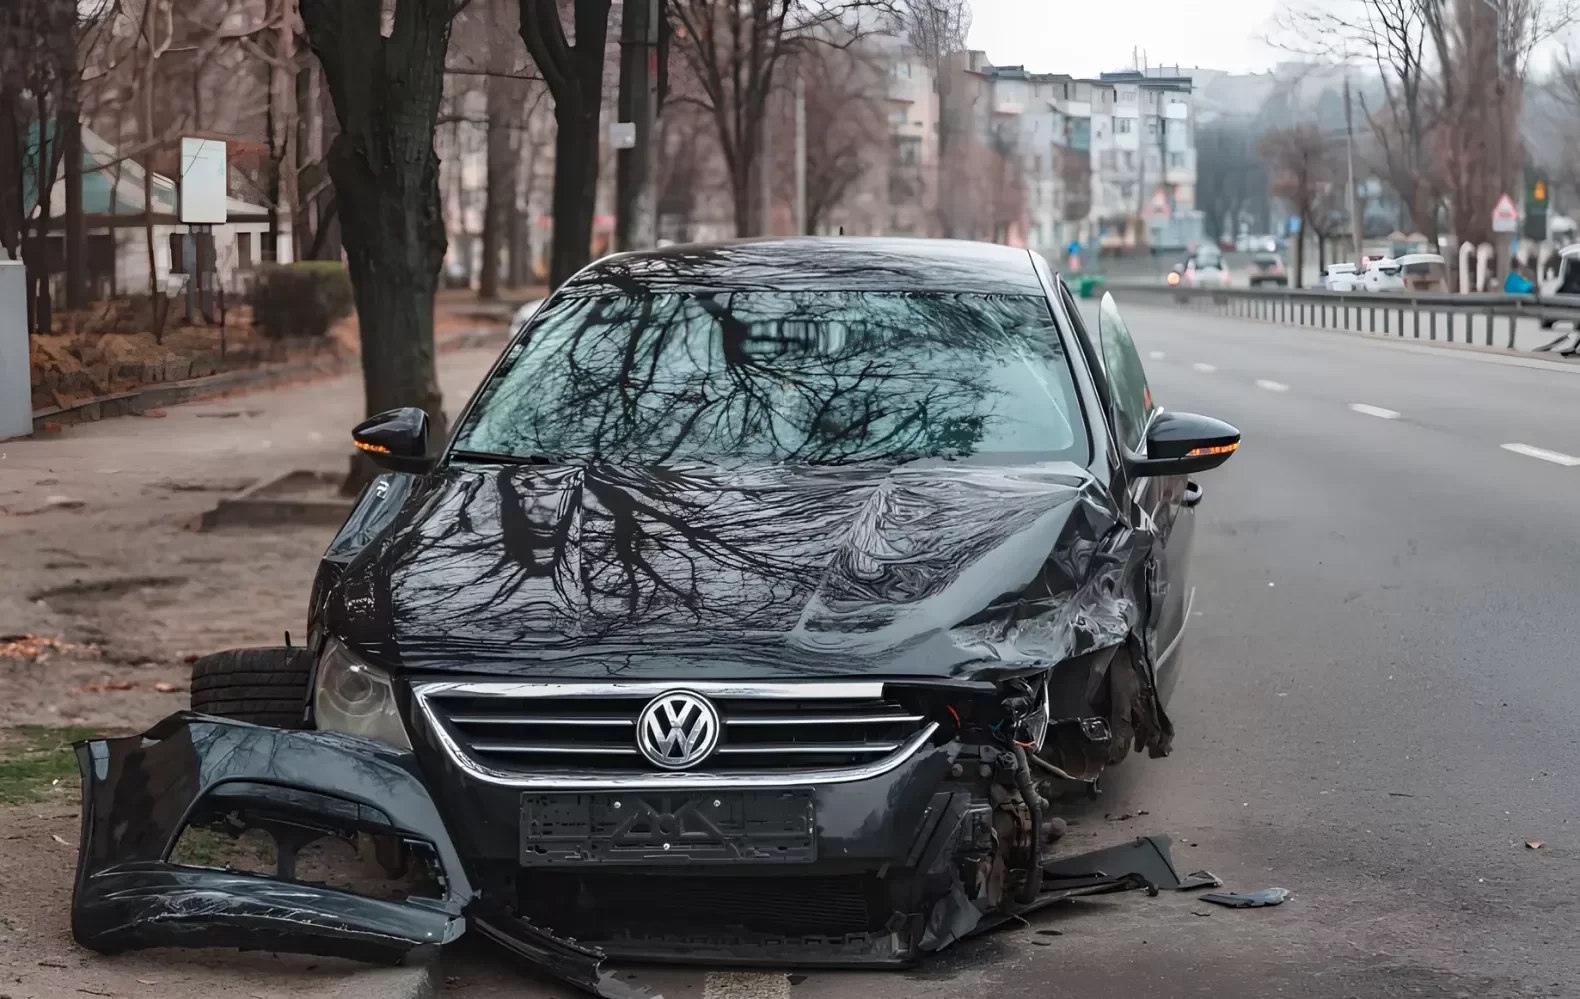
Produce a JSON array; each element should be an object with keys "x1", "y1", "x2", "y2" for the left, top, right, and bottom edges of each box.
[
  {"x1": 44, "y1": 495, "x2": 85, "y2": 509},
  {"x1": 181, "y1": 653, "x2": 200, "y2": 664},
  {"x1": 51, "y1": 834, "x2": 71, "y2": 847},
  {"x1": 38, "y1": 959, "x2": 68, "y2": 967},
  {"x1": 137, "y1": 980, "x2": 159, "y2": 986},
  {"x1": 154, "y1": 681, "x2": 185, "y2": 694},
  {"x1": 137, "y1": 408, "x2": 169, "y2": 418},
  {"x1": 75, "y1": 679, "x2": 135, "y2": 694},
  {"x1": 1526, "y1": 841, "x2": 1544, "y2": 850}
]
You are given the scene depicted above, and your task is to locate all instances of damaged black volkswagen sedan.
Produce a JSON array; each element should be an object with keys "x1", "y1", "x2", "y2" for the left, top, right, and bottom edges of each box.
[{"x1": 73, "y1": 239, "x2": 1239, "y2": 995}]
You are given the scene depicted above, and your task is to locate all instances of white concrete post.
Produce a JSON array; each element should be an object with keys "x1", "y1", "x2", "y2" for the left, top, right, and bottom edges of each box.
[{"x1": 0, "y1": 260, "x2": 30, "y2": 441}]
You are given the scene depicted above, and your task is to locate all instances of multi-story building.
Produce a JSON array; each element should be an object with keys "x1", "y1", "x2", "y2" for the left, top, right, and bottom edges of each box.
[{"x1": 925, "y1": 56, "x2": 1201, "y2": 258}]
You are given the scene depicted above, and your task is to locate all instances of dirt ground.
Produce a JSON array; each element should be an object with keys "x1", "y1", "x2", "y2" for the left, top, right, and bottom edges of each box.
[{"x1": 0, "y1": 328, "x2": 507, "y2": 996}]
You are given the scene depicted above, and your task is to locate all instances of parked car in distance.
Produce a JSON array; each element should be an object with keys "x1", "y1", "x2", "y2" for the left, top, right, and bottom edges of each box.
[
  {"x1": 1248, "y1": 253, "x2": 1287, "y2": 287},
  {"x1": 1397, "y1": 253, "x2": 1448, "y2": 292},
  {"x1": 1538, "y1": 244, "x2": 1580, "y2": 329},
  {"x1": 1324, "y1": 262, "x2": 1359, "y2": 292},
  {"x1": 1185, "y1": 246, "x2": 1232, "y2": 288},
  {"x1": 1360, "y1": 257, "x2": 1405, "y2": 292}
]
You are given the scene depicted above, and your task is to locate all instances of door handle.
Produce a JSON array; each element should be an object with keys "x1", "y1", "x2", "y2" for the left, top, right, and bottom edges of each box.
[{"x1": 1183, "y1": 481, "x2": 1204, "y2": 507}]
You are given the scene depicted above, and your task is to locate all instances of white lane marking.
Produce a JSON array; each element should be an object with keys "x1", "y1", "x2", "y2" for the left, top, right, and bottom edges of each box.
[
  {"x1": 1501, "y1": 442, "x2": 1580, "y2": 466},
  {"x1": 1349, "y1": 403, "x2": 1400, "y2": 420},
  {"x1": 704, "y1": 972, "x2": 792, "y2": 999},
  {"x1": 1255, "y1": 379, "x2": 1289, "y2": 392},
  {"x1": 1192, "y1": 362, "x2": 1217, "y2": 373},
  {"x1": 1149, "y1": 350, "x2": 1166, "y2": 360}
]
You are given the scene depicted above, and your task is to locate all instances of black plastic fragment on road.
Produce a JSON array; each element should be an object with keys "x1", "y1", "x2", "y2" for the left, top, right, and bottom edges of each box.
[{"x1": 1200, "y1": 887, "x2": 1290, "y2": 908}]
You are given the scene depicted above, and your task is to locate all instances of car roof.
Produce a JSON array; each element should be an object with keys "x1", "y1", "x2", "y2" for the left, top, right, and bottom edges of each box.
[
  {"x1": 557, "y1": 237, "x2": 1048, "y2": 297},
  {"x1": 1397, "y1": 253, "x2": 1444, "y2": 264},
  {"x1": 1328, "y1": 262, "x2": 1357, "y2": 272}
]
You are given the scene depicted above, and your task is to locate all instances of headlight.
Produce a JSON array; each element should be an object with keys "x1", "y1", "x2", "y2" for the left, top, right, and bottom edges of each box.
[{"x1": 313, "y1": 640, "x2": 412, "y2": 750}]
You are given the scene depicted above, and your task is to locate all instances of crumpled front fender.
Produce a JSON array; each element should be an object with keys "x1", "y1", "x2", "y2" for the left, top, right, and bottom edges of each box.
[{"x1": 72, "y1": 712, "x2": 474, "y2": 965}]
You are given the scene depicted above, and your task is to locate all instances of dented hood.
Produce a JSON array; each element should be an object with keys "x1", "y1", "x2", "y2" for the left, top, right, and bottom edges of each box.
[{"x1": 328, "y1": 461, "x2": 1154, "y2": 679}]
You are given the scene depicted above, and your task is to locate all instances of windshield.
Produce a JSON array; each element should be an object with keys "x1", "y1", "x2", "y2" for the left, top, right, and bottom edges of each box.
[
  {"x1": 1192, "y1": 247, "x2": 1223, "y2": 268},
  {"x1": 1252, "y1": 253, "x2": 1280, "y2": 266},
  {"x1": 1401, "y1": 260, "x2": 1443, "y2": 277},
  {"x1": 453, "y1": 291, "x2": 1088, "y2": 466}
]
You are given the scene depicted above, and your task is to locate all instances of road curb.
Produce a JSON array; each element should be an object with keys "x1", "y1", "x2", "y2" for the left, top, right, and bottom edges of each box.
[
  {"x1": 326, "y1": 963, "x2": 442, "y2": 999},
  {"x1": 31, "y1": 352, "x2": 356, "y2": 433}
]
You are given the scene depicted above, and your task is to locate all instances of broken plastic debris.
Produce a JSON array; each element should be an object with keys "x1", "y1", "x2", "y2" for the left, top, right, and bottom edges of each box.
[
  {"x1": 1176, "y1": 870, "x2": 1223, "y2": 891},
  {"x1": 1525, "y1": 841, "x2": 1543, "y2": 850},
  {"x1": 153, "y1": 681, "x2": 184, "y2": 694},
  {"x1": 1201, "y1": 887, "x2": 1289, "y2": 908},
  {"x1": 51, "y1": 834, "x2": 71, "y2": 847}
]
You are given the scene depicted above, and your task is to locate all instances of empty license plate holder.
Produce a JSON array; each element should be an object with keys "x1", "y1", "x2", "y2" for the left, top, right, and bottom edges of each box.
[{"x1": 520, "y1": 789, "x2": 816, "y2": 866}]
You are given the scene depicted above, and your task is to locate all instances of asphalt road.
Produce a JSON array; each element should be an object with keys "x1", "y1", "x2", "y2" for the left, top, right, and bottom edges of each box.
[{"x1": 450, "y1": 305, "x2": 1580, "y2": 999}]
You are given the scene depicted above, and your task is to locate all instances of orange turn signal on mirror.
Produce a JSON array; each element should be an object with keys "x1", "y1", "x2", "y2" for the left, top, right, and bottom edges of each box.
[
  {"x1": 1186, "y1": 442, "x2": 1238, "y2": 457},
  {"x1": 355, "y1": 440, "x2": 392, "y2": 455}
]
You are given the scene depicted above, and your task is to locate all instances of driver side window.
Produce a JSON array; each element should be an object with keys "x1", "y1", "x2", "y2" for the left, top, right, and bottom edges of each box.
[{"x1": 1096, "y1": 293, "x2": 1155, "y2": 453}]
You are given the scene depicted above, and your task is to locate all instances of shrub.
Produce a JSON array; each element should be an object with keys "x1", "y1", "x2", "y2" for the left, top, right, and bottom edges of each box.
[{"x1": 252, "y1": 261, "x2": 354, "y2": 339}]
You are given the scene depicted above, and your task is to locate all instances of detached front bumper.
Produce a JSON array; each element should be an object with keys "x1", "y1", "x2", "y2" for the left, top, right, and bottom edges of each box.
[{"x1": 73, "y1": 713, "x2": 473, "y2": 963}]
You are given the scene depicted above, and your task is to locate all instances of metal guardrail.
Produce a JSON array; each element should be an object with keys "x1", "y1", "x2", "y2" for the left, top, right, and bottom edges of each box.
[{"x1": 1107, "y1": 281, "x2": 1580, "y2": 350}]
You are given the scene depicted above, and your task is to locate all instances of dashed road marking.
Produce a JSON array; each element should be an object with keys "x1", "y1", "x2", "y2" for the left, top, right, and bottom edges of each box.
[
  {"x1": 1501, "y1": 442, "x2": 1580, "y2": 466},
  {"x1": 1149, "y1": 350, "x2": 1166, "y2": 360},
  {"x1": 1192, "y1": 362, "x2": 1217, "y2": 373},
  {"x1": 1255, "y1": 379, "x2": 1289, "y2": 392},
  {"x1": 1349, "y1": 403, "x2": 1400, "y2": 420},
  {"x1": 704, "y1": 971, "x2": 792, "y2": 999}
]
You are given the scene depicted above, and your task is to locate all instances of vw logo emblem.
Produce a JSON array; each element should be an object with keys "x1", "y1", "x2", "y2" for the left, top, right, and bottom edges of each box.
[{"x1": 636, "y1": 691, "x2": 720, "y2": 770}]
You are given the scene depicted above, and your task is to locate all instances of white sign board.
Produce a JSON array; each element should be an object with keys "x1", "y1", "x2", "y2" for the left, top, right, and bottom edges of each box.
[
  {"x1": 1492, "y1": 193, "x2": 1518, "y2": 234},
  {"x1": 609, "y1": 122, "x2": 636, "y2": 150},
  {"x1": 180, "y1": 138, "x2": 228, "y2": 225}
]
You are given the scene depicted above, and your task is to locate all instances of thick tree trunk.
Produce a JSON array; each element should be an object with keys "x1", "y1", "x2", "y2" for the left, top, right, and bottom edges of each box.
[
  {"x1": 549, "y1": 105, "x2": 600, "y2": 288},
  {"x1": 302, "y1": 0, "x2": 456, "y2": 492},
  {"x1": 519, "y1": 0, "x2": 611, "y2": 290}
]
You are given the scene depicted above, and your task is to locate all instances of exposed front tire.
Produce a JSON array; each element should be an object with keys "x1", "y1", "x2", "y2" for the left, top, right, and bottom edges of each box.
[{"x1": 190, "y1": 647, "x2": 314, "y2": 729}]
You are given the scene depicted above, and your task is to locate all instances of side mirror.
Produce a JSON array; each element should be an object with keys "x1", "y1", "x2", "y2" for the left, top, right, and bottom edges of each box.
[
  {"x1": 352, "y1": 407, "x2": 434, "y2": 474},
  {"x1": 1125, "y1": 411, "x2": 1240, "y2": 478}
]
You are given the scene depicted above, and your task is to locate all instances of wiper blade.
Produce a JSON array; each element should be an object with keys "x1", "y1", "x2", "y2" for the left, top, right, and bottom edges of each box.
[{"x1": 449, "y1": 449, "x2": 565, "y2": 466}]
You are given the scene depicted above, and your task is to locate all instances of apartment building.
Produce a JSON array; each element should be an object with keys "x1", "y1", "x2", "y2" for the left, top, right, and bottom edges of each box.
[{"x1": 923, "y1": 55, "x2": 1201, "y2": 256}]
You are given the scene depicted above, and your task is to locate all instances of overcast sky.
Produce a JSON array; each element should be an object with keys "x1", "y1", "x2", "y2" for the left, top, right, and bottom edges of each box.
[{"x1": 964, "y1": 0, "x2": 1288, "y2": 77}]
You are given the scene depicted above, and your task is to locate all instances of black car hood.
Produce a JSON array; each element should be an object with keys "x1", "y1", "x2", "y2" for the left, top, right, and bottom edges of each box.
[{"x1": 328, "y1": 461, "x2": 1158, "y2": 680}]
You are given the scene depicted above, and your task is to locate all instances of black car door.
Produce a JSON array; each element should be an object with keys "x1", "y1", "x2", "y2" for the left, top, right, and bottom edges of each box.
[{"x1": 1090, "y1": 292, "x2": 1196, "y2": 697}]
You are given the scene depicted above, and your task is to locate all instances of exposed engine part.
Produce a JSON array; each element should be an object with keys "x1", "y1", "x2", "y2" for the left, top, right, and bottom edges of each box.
[
  {"x1": 1010, "y1": 743, "x2": 1043, "y2": 904},
  {"x1": 1036, "y1": 717, "x2": 1113, "y2": 783}
]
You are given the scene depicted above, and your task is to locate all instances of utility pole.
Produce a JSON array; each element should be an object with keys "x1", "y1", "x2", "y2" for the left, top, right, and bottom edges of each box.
[
  {"x1": 1344, "y1": 75, "x2": 1362, "y2": 264},
  {"x1": 794, "y1": 71, "x2": 806, "y2": 235}
]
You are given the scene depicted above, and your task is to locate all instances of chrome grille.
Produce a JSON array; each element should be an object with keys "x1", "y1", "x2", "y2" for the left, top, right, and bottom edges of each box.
[{"x1": 414, "y1": 680, "x2": 935, "y2": 784}]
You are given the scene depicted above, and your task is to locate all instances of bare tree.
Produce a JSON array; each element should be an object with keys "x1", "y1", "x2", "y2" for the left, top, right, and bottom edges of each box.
[
  {"x1": 518, "y1": 0, "x2": 612, "y2": 289},
  {"x1": 301, "y1": 0, "x2": 470, "y2": 489},
  {"x1": 773, "y1": 42, "x2": 886, "y2": 233},
  {"x1": 1196, "y1": 117, "x2": 1266, "y2": 242},
  {"x1": 1260, "y1": 123, "x2": 1338, "y2": 287}
]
